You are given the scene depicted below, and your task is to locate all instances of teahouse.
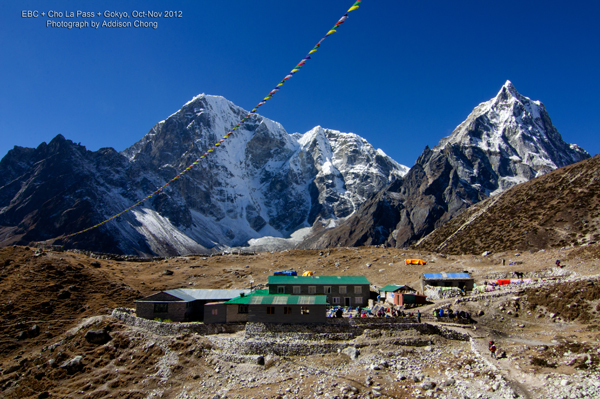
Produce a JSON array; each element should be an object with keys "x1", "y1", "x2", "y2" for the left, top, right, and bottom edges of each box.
[
  {"x1": 268, "y1": 275, "x2": 370, "y2": 307},
  {"x1": 379, "y1": 284, "x2": 427, "y2": 306},
  {"x1": 135, "y1": 288, "x2": 250, "y2": 322},
  {"x1": 205, "y1": 289, "x2": 329, "y2": 324}
]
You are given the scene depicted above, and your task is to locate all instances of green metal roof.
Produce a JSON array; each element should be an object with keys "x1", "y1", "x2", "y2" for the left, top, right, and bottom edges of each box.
[
  {"x1": 268, "y1": 275, "x2": 370, "y2": 285},
  {"x1": 226, "y1": 293, "x2": 329, "y2": 306},
  {"x1": 379, "y1": 284, "x2": 413, "y2": 292}
]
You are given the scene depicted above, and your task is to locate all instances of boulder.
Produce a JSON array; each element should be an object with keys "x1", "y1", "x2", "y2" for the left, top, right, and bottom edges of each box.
[
  {"x1": 84, "y1": 329, "x2": 112, "y2": 345},
  {"x1": 29, "y1": 324, "x2": 40, "y2": 338},
  {"x1": 60, "y1": 355, "x2": 83, "y2": 373},
  {"x1": 342, "y1": 347, "x2": 359, "y2": 360}
]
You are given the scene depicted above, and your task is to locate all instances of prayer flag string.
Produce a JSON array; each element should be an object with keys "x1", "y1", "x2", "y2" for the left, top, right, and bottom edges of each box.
[{"x1": 61, "y1": 0, "x2": 362, "y2": 240}]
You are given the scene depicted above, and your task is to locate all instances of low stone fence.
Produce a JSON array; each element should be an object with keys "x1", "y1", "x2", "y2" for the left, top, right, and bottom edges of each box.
[
  {"x1": 111, "y1": 308, "x2": 245, "y2": 336},
  {"x1": 228, "y1": 339, "x2": 351, "y2": 356},
  {"x1": 245, "y1": 319, "x2": 470, "y2": 342},
  {"x1": 455, "y1": 275, "x2": 600, "y2": 305},
  {"x1": 111, "y1": 309, "x2": 469, "y2": 342}
]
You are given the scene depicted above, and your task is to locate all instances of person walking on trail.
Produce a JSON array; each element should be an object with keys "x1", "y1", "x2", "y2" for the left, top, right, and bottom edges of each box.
[
  {"x1": 417, "y1": 310, "x2": 421, "y2": 323},
  {"x1": 489, "y1": 341, "x2": 497, "y2": 359}
]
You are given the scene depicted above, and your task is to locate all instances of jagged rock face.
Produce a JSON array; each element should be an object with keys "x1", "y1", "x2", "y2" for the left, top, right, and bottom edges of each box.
[
  {"x1": 0, "y1": 95, "x2": 406, "y2": 255},
  {"x1": 0, "y1": 135, "x2": 146, "y2": 254},
  {"x1": 433, "y1": 80, "x2": 589, "y2": 195},
  {"x1": 120, "y1": 95, "x2": 406, "y2": 250},
  {"x1": 300, "y1": 149, "x2": 484, "y2": 249},
  {"x1": 296, "y1": 127, "x2": 408, "y2": 222},
  {"x1": 300, "y1": 82, "x2": 591, "y2": 249}
]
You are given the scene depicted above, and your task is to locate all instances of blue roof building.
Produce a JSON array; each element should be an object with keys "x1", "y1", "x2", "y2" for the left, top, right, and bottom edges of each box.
[{"x1": 421, "y1": 272, "x2": 474, "y2": 292}]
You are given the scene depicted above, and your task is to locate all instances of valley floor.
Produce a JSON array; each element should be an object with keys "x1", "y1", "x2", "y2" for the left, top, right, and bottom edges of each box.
[{"x1": 0, "y1": 244, "x2": 599, "y2": 398}]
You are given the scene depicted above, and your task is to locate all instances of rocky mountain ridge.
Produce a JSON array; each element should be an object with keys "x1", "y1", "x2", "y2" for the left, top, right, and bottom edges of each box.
[
  {"x1": 299, "y1": 81, "x2": 590, "y2": 250},
  {"x1": 0, "y1": 94, "x2": 407, "y2": 256}
]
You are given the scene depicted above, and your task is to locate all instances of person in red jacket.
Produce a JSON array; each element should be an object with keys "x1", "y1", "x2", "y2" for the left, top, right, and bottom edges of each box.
[{"x1": 489, "y1": 341, "x2": 497, "y2": 359}]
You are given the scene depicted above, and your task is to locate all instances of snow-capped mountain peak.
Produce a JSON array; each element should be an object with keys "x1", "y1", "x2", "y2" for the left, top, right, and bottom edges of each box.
[
  {"x1": 298, "y1": 81, "x2": 591, "y2": 251},
  {"x1": 116, "y1": 95, "x2": 410, "y2": 253},
  {"x1": 433, "y1": 81, "x2": 589, "y2": 194}
]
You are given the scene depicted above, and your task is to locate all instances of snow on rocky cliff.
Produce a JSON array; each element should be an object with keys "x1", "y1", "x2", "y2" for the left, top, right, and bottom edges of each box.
[
  {"x1": 297, "y1": 81, "x2": 591, "y2": 250},
  {"x1": 118, "y1": 94, "x2": 408, "y2": 253},
  {"x1": 433, "y1": 80, "x2": 589, "y2": 195}
]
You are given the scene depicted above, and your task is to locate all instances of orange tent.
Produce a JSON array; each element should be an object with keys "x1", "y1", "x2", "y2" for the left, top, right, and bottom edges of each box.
[{"x1": 405, "y1": 259, "x2": 427, "y2": 265}]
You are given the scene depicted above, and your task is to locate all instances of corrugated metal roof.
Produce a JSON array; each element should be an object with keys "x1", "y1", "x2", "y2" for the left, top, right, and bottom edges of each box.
[
  {"x1": 268, "y1": 275, "x2": 370, "y2": 285},
  {"x1": 379, "y1": 284, "x2": 412, "y2": 292},
  {"x1": 137, "y1": 288, "x2": 252, "y2": 302},
  {"x1": 423, "y1": 272, "x2": 472, "y2": 280},
  {"x1": 226, "y1": 294, "x2": 328, "y2": 305},
  {"x1": 445, "y1": 272, "x2": 472, "y2": 279}
]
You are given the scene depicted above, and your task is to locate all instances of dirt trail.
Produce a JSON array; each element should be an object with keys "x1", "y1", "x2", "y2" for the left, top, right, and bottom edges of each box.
[
  {"x1": 469, "y1": 326, "x2": 549, "y2": 399},
  {"x1": 422, "y1": 320, "x2": 545, "y2": 398}
]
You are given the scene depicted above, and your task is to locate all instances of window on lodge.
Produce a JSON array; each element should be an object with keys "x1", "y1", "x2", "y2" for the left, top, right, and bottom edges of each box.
[
  {"x1": 308, "y1": 286, "x2": 317, "y2": 294},
  {"x1": 300, "y1": 307, "x2": 310, "y2": 315},
  {"x1": 284, "y1": 306, "x2": 292, "y2": 314},
  {"x1": 277, "y1": 286, "x2": 285, "y2": 294},
  {"x1": 324, "y1": 286, "x2": 332, "y2": 294},
  {"x1": 354, "y1": 286, "x2": 362, "y2": 294},
  {"x1": 238, "y1": 305, "x2": 248, "y2": 314},
  {"x1": 293, "y1": 286, "x2": 301, "y2": 294},
  {"x1": 154, "y1": 303, "x2": 168, "y2": 313},
  {"x1": 267, "y1": 306, "x2": 275, "y2": 315},
  {"x1": 339, "y1": 286, "x2": 347, "y2": 294}
]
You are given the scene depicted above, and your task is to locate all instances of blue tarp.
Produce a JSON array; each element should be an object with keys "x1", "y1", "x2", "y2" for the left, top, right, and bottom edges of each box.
[{"x1": 274, "y1": 270, "x2": 297, "y2": 276}]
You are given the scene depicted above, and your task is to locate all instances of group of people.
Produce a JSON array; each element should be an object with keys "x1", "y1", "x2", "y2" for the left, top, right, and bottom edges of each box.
[
  {"x1": 432, "y1": 307, "x2": 471, "y2": 320},
  {"x1": 329, "y1": 306, "x2": 421, "y2": 321},
  {"x1": 330, "y1": 306, "x2": 369, "y2": 318}
]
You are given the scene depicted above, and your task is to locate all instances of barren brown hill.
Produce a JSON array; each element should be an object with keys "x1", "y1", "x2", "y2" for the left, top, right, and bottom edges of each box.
[{"x1": 414, "y1": 154, "x2": 600, "y2": 255}]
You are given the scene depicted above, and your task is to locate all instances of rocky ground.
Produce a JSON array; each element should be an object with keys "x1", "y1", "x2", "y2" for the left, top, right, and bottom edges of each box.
[{"x1": 0, "y1": 243, "x2": 599, "y2": 398}]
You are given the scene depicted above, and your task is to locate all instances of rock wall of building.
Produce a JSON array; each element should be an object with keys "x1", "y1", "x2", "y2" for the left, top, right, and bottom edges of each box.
[
  {"x1": 244, "y1": 318, "x2": 470, "y2": 341},
  {"x1": 112, "y1": 308, "x2": 469, "y2": 342},
  {"x1": 112, "y1": 308, "x2": 245, "y2": 335}
]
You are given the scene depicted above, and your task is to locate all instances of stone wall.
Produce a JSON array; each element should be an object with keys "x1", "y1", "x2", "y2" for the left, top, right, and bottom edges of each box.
[
  {"x1": 226, "y1": 304, "x2": 249, "y2": 323},
  {"x1": 244, "y1": 319, "x2": 470, "y2": 341},
  {"x1": 248, "y1": 304, "x2": 326, "y2": 324},
  {"x1": 111, "y1": 309, "x2": 470, "y2": 342},
  {"x1": 135, "y1": 301, "x2": 188, "y2": 322},
  {"x1": 111, "y1": 308, "x2": 245, "y2": 336}
]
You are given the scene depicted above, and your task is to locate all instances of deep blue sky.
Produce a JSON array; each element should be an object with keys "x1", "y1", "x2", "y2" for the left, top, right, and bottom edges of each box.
[{"x1": 1, "y1": 0, "x2": 598, "y2": 168}]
